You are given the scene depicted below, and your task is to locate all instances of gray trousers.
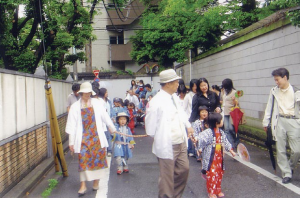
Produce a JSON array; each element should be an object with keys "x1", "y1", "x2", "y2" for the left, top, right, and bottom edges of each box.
[
  {"x1": 276, "y1": 117, "x2": 300, "y2": 178},
  {"x1": 157, "y1": 142, "x2": 189, "y2": 198}
]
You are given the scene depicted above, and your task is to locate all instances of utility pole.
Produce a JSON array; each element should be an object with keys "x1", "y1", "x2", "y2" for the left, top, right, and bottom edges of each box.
[
  {"x1": 73, "y1": 47, "x2": 78, "y2": 81},
  {"x1": 85, "y1": 39, "x2": 92, "y2": 72},
  {"x1": 109, "y1": 44, "x2": 112, "y2": 68}
]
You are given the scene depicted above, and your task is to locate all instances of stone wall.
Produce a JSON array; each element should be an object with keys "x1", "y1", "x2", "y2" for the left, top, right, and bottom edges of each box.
[
  {"x1": 0, "y1": 115, "x2": 68, "y2": 196},
  {"x1": 179, "y1": 21, "x2": 300, "y2": 129}
]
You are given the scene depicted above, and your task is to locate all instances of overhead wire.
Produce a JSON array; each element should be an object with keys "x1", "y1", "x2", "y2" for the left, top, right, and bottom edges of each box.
[{"x1": 102, "y1": 0, "x2": 122, "y2": 32}]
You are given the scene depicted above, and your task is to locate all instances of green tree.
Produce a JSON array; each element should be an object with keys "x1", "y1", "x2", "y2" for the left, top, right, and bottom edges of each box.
[
  {"x1": 0, "y1": 0, "x2": 103, "y2": 79},
  {"x1": 130, "y1": 0, "x2": 227, "y2": 67},
  {"x1": 131, "y1": 0, "x2": 300, "y2": 67}
]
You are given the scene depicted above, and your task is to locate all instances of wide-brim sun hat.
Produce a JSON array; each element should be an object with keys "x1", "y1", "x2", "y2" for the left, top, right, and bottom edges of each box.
[
  {"x1": 159, "y1": 69, "x2": 181, "y2": 83},
  {"x1": 78, "y1": 82, "x2": 96, "y2": 96},
  {"x1": 116, "y1": 112, "x2": 129, "y2": 123}
]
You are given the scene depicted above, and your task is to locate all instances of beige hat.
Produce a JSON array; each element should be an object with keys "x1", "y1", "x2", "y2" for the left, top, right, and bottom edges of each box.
[
  {"x1": 78, "y1": 82, "x2": 96, "y2": 96},
  {"x1": 116, "y1": 112, "x2": 129, "y2": 123},
  {"x1": 159, "y1": 69, "x2": 181, "y2": 83}
]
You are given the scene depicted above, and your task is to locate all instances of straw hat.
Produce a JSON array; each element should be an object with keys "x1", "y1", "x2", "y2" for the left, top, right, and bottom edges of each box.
[
  {"x1": 78, "y1": 82, "x2": 96, "y2": 95},
  {"x1": 159, "y1": 69, "x2": 181, "y2": 83},
  {"x1": 116, "y1": 112, "x2": 129, "y2": 123}
]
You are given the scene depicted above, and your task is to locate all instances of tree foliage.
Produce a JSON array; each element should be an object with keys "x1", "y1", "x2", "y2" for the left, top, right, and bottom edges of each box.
[
  {"x1": 0, "y1": 0, "x2": 103, "y2": 79},
  {"x1": 130, "y1": 0, "x2": 227, "y2": 66},
  {"x1": 130, "y1": 0, "x2": 300, "y2": 67}
]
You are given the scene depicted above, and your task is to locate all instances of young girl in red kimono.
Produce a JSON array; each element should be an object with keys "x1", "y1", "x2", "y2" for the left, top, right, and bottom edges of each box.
[
  {"x1": 127, "y1": 102, "x2": 136, "y2": 134},
  {"x1": 196, "y1": 113, "x2": 236, "y2": 198}
]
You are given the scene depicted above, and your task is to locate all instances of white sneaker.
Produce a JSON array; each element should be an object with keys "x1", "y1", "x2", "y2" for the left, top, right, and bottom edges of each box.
[
  {"x1": 188, "y1": 153, "x2": 194, "y2": 157},
  {"x1": 107, "y1": 153, "x2": 112, "y2": 157}
]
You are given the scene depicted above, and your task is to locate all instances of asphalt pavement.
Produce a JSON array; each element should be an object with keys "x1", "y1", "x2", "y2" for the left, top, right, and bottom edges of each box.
[{"x1": 26, "y1": 125, "x2": 300, "y2": 198}]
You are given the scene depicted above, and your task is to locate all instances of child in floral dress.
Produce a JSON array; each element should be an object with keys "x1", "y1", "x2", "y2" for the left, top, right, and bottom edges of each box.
[
  {"x1": 113, "y1": 112, "x2": 136, "y2": 175},
  {"x1": 197, "y1": 113, "x2": 236, "y2": 198},
  {"x1": 192, "y1": 106, "x2": 209, "y2": 162}
]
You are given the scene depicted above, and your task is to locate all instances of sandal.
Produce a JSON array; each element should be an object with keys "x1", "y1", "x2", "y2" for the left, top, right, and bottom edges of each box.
[
  {"x1": 208, "y1": 194, "x2": 217, "y2": 198},
  {"x1": 78, "y1": 188, "x2": 87, "y2": 197},
  {"x1": 218, "y1": 192, "x2": 225, "y2": 197}
]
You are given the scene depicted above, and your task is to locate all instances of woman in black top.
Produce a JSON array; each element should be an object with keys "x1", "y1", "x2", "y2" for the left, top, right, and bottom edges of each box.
[{"x1": 189, "y1": 78, "x2": 221, "y2": 122}]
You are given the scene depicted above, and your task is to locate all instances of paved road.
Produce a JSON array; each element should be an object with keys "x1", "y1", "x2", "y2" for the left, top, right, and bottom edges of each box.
[{"x1": 29, "y1": 125, "x2": 300, "y2": 198}]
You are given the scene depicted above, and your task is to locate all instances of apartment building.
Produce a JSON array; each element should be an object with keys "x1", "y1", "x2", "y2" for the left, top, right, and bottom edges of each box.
[{"x1": 66, "y1": 0, "x2": 148, "y2": 76}]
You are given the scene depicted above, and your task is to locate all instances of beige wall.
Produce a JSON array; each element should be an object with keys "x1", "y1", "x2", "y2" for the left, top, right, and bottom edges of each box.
[{"x1": 67, "y1": 0, "x2": 142, "y2": 73}]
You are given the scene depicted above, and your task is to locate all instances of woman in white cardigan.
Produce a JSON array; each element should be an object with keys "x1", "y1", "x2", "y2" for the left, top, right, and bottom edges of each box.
[
  {"x1": 66, "y1": 82, "x2": 116, "y2": 196},
  {"x1": 183, "y1": 79, "x2": 199, "y2": 157}
]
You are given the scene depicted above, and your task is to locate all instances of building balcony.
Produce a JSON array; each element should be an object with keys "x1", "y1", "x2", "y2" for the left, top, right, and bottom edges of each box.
[{"x1": 109, "y1": 42, "x2": 133, "y2": 61}]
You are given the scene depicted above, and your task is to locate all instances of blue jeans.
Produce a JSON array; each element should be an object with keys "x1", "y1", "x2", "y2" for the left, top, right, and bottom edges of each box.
[
  {"x1": 224, "y1": 115, "x2": 239, "y2": 148},
  {"x1": 105, "y1": 131, "x2": 112, "y2": 153},
  {"x1": 187, "y1": 138, "x2": 196, "y2": 155}
]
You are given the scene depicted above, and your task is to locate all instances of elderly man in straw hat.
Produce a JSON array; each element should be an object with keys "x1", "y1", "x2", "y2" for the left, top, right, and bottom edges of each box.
[{"x1": 145, "y1": 69, "x2": 194, "y2": 198}]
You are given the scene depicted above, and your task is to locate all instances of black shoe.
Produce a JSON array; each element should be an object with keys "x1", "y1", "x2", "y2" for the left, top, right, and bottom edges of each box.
[
  {"x1": 292, "y1": 170, "x2": 294, "y2": 175},
  {"x1": 282, "y1": 177, "x2": 291, "y2": 184}
]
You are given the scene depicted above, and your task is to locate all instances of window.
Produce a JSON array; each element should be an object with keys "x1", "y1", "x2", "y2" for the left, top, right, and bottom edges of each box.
[
  {"x1": 109, "y1": 36, "x2": 117, "y2": 44},
  {"x1": 118, "y1": 35, "x2": 124, "y2": 44},
  {"x1": 109, "y1": 35, "x2": 124, "y2": 44}
]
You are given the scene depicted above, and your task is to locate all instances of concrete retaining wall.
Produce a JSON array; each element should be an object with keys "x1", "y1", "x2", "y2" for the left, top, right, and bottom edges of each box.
[{"x1": 179, "y1": 22, "x2": 300, "y2": 129}]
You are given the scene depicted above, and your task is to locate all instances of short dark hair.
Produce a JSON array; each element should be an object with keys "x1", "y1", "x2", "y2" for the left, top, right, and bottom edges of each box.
[
  {"x1": 92, "y1": 81, "x2": 100, "y2": 89},
  {"x1": 212, "y1": 85, "x2": 221, "y2": 92},
  {"x1": 198, "y1": 106, "x2": 208, "y2": 114},
  {"x1": 160, "y1": 83, "x2": 166, "y2": 87},
  {"x1": 128, "y1": 102, "x2": 135, "y2": 108},
  {"x1": 92, "y1": 82, "x2": 100, "y2": 96},
  {"x1": 145, "y1": 84, "x2": 151, "y2": 89},
  {"x1": 72, "y1": 83, "x2": 80, "y2": 92},
  {"x1": 272, "y1": 68, "x2": 289, "y2": 80},
  {"x1": 99, "y1": 88, "x2": 107, "y2": 99},
  {"x1": 123, "y1": 99, "x2": 129, "y2": 106},
  {"x1": 139, "y1": 80, "x2": 144, "y2": 84},
  {"x1": 208, "y1": 113, "x2": 222, "y2": 130}
]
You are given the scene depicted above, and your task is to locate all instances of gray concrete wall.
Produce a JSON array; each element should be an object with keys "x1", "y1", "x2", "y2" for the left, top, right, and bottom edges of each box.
[{"x1": 179, "y1": 24, "x2": 300, "y2": 128}]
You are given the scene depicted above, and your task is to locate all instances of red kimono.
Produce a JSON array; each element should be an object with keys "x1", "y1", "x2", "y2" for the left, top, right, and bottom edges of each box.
[
  {"x1": 127, "y1": 109, "x2": 135, "y2": 134},
  {"x1": 206, "y1": 130, "x2": 223, "y2": 195}
]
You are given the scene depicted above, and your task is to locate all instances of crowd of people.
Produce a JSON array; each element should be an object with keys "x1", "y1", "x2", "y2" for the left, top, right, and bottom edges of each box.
[
  {"x1": 65, "y1": 78, "x2": 158, "y2": 196},
  {"x1": 65, "y1": 67, "x2": 300, "y2": 198}
]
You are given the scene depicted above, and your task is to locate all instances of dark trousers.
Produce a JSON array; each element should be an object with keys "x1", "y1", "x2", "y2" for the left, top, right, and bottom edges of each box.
[{"x1": 158, "y1": 142, "x2": 189, "y2": 198}]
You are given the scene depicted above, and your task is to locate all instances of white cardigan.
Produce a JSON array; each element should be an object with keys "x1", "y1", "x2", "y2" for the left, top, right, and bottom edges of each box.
[{"x1": 65, "y1": 98, "x2": 116, "y2": 153}]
